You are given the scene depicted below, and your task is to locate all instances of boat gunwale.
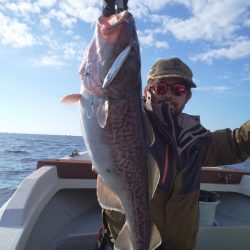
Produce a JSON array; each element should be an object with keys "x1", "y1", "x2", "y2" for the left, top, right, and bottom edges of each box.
[{"x1": 37, "y1": 158, "x2": 250, "y2": 184}]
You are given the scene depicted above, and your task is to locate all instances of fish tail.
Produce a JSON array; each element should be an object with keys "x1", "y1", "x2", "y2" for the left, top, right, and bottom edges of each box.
[{"x1": 114, "y1": 153, "x2": 162, "y2": 250}]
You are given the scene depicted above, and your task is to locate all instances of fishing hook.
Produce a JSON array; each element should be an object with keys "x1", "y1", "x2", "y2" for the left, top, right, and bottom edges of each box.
[{"x1": 87, "y1": 90, "x2": 94, "y2": 118}]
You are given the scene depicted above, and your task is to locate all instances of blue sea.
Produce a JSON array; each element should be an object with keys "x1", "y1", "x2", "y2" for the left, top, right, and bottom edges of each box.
[
  {"x1": 0, "y1": 132, "x2": 85, "y2": 207},
  {"x1": 0, "y1": 132, "x2": 250, "y2": 207}
]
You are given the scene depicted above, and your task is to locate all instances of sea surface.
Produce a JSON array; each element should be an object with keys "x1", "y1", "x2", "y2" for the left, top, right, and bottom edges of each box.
[
  {"x1": 0, "y1": 132, "x2": 250, "y2": 207},
  {"x1": 0, "y1": 132, "x2": 85, "y2": 207}
]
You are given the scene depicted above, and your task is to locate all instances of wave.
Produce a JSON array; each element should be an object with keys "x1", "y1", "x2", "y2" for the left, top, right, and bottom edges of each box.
[
  {"x1": 0, "y1": 187, "x2": 16, "y2": 207},
  {"x1": 20, "y1": 158, "x2": 37, "y2": 163},
  {"x1": 4, "y1": 150, "x2": 29, "y2": 155}
]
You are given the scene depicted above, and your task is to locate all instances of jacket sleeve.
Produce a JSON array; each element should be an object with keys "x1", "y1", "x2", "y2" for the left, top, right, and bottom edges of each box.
[{"x1": 202, "y1": 120, "x2": 250, "y2": 166}]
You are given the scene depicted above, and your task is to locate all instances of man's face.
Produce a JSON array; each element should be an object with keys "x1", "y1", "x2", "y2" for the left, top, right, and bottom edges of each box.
[{"x1": 149, "y1": 78, "x2": 191, "y2": 117}]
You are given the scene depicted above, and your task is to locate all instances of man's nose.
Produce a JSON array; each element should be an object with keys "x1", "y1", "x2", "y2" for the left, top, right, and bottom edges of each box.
[{"x1": 163, "y1": 92, "x2": 174, "y2": 100}]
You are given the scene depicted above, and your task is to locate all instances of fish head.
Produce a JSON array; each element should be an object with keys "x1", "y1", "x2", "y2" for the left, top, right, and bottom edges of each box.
[{"x1": 79, "y1": 11, "x2": 141, "y2": 98}]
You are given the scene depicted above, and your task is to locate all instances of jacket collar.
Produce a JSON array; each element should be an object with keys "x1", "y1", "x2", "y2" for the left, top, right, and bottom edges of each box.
[
  {"x1": 176, "y1": 113, "x2": 210, "y2": 154},
  {"x1": 145, "y1": 100, "x2": 210, "y2": 154}
]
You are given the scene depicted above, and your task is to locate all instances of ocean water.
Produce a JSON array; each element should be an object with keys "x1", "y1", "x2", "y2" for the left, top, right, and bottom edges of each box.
[
  {"x1": 0, "y1": 133, "x2": 85, "y2": 207},
  {"x1": 0, "y1": 132, "x2": 250, "y2": 207}
]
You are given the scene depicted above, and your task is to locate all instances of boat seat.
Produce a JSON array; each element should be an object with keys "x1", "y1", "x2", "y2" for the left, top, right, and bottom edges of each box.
[
  {"x1": 55, "y1": 233, "x2": 97, "y2": 250},
  {"x1": 53, "y1": 204, "x2": 101, "y2": 250}
]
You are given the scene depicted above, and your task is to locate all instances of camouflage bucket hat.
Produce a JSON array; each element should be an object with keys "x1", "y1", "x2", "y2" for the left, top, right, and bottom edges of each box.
[{"x1": 147, "y1": 57, "x2": 196, "y2": 88}]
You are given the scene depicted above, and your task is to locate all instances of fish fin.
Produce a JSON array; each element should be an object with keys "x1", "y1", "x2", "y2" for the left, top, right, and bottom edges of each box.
[
  {"x1": 149, "y1": 220, "x2": 162, "y2": 250},
  {"x1": 148, "y1": 153, "x2": 160, "y2": 200},
  {"x1": 142, "y1": 107, "x2": 155, "y2": 146},
  {"x1": 148, "y1": 154, "x2": 162, "y2": 249},
  {"x1": 60, "y1": 94, "x2": 81, "y2": 104},
  {"x1": 97, "y1": 175, "x2": 123, "y2": 213},
  {"x1": 96, "y1": 99, "x2": 109, "y2": 128},
  {"x1": 114, "y1": 223, "x2": 133, "y2": 250},
  {"x1": 115, "y1": 219, "x2": 162, "y2": 250}
]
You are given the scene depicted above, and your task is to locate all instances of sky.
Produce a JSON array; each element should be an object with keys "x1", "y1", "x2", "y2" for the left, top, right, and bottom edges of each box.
[{"x1": 0, "y1": 0, "x2": 249, "y2": 136}]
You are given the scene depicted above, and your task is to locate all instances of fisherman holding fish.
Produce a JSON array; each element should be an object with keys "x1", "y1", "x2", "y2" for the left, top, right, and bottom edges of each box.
[{"x1": 95, "y1": 1, "x2": 250, "y2": 250}]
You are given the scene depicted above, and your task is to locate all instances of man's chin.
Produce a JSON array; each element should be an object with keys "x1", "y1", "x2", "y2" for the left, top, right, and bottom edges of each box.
[{"x1": 169, "y1": 106, "x2": 178, "y2": 116}]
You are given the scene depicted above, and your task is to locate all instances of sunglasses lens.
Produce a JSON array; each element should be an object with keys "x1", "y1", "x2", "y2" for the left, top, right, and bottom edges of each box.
[
  {"x1": 171, "y1": 84, "x2": 187, "y2": 96},
  {"x1": 152, "y1": 82, "x2": 187, "y2": 96},
  {"x1": 153, "y1": 83, "x2": 168, "y2": 95}
]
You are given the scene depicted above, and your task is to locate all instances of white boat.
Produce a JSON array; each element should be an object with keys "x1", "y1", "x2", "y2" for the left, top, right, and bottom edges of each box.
[{"x1": 0, "y1": 151, "x2": 250, "y2": 250}]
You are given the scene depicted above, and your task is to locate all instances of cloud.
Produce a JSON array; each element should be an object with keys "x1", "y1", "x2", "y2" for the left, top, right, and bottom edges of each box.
[
  {"x1": 29, "y1": 55, "x2": 65, "y2": 67},
  {"x1": 241, "y1": 76, "x2": 250, "y2": 82},
  {"x1": 36, "y1": 0, "x2": 57, "y2": 9},
  {"x1": 125, "y1": 1, "x2": 250, "y2": 61},
  {"x1": 129, "y1": 0, "x2": 171, "y2": 13},
  {"x1": 194, "y1": 84, "x2": 250, "y2": 98},
  {"x1": 150, "y1": 1, "x2": 250, "y2": 43},
  {"x1": 191, "y1": 37, "x2": 250, "y2": 63},
  {"x1": 0, "y1": 12, "x2": 36, "y2": 48},
  {"x1": 155, "y1": 40, "x2": 169, "y2": 49},
  {"x1": 58, "y1": 0, "x2": 100, "y2": 23},
  {"x1": 4, "y1": 2, "x2": 41, "y2": 17},
  {"x1": 40, "y1": 17, "x2": 51, "y2": 29},
  {"x1": 1, "y1": 0, "x2": 249, "y2": 63},
  {"x1": 195, "y1": 85, "x2": 231, "y2": 93},
  {"x1": 240, "y1": 64, "x2": 250, "y2": 82},
  {"x1": 28, "y1": 41, "x2": 84, "y2": 67},
  {"x1": 39, "y1": 33, "x2": 86, "y2": 61},
  {"x1": 138, "y1": 30, "x2": 169, "y2": 49},
  {"x1": 245, "y1": 19, "x2": 250, "y2": 27},
  {"x1": 48, "y1": 9, "x2": 77, "y2": 28}
]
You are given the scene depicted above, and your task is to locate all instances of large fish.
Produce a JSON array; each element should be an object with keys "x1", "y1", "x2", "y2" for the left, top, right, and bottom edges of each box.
[{"x1": 62, "y1": 10, "x2": 161, "y2": 250}]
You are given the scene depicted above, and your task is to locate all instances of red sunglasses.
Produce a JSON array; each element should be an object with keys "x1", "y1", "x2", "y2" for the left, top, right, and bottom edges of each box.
[{"x1": 151, "y1": 82, "x2": 188, "y2": 96}]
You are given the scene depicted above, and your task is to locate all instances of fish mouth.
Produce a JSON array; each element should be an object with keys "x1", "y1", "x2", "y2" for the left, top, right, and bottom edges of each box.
[
  {"x1": 79, "y1": 10, "x2": 134, "y2": 97},
  {"x1": 98, "y1": 10, "x2": 130, "y2": 46},
  {"x1": 80, "y1": 11, "x2": 133, "y2": 97},
  {"x1": 98, "y1": 10, "x2": 129, "y2": 31}
]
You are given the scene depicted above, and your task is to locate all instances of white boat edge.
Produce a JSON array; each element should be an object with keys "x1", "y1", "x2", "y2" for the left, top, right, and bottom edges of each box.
[{"x1": 0, "y1": 151, "x2": 97, "y2": 250}]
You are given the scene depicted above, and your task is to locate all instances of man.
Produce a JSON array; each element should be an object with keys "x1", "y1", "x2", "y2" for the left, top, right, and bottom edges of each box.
[{"x1": 97, "y1": 58, "x2": 250, "y2": 250}]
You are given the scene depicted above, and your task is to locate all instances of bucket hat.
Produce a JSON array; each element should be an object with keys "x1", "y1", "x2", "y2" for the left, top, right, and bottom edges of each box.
[{"x1": 147, "y1": 57, "x2": 196, "y2": 88}]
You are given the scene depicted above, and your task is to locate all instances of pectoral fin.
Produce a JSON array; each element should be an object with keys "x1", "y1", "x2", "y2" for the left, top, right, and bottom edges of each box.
[
  {"x1": 148, "y1": 154, "x2": 162, "y2": 249},
  {"x1": 114, "y1": 223, "x2": 133, "y2": 250},
  {"x1": 60, "y1": 94, "x2": 81, "y2": 104},
  {"x1": 96, "y1": 99, "x2": 109, "y2": 128},
  {"x1": 142, "y1": 107, "x2": 155, "y2": 146},
  {"x1": 148, "y1": 153, "x2": 160, "y2": 200},
  {"x1": 96, "y1": 175, "x2": 123, "y2": 213},
  {"x1": 149, "y1": 220, "x2": 162, "y2": 250}
]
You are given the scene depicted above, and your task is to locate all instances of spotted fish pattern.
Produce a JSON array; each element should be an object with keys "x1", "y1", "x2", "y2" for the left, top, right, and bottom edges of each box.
[{"x1": 78, "y1": 11, "x2": 161, "y2": 250}]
